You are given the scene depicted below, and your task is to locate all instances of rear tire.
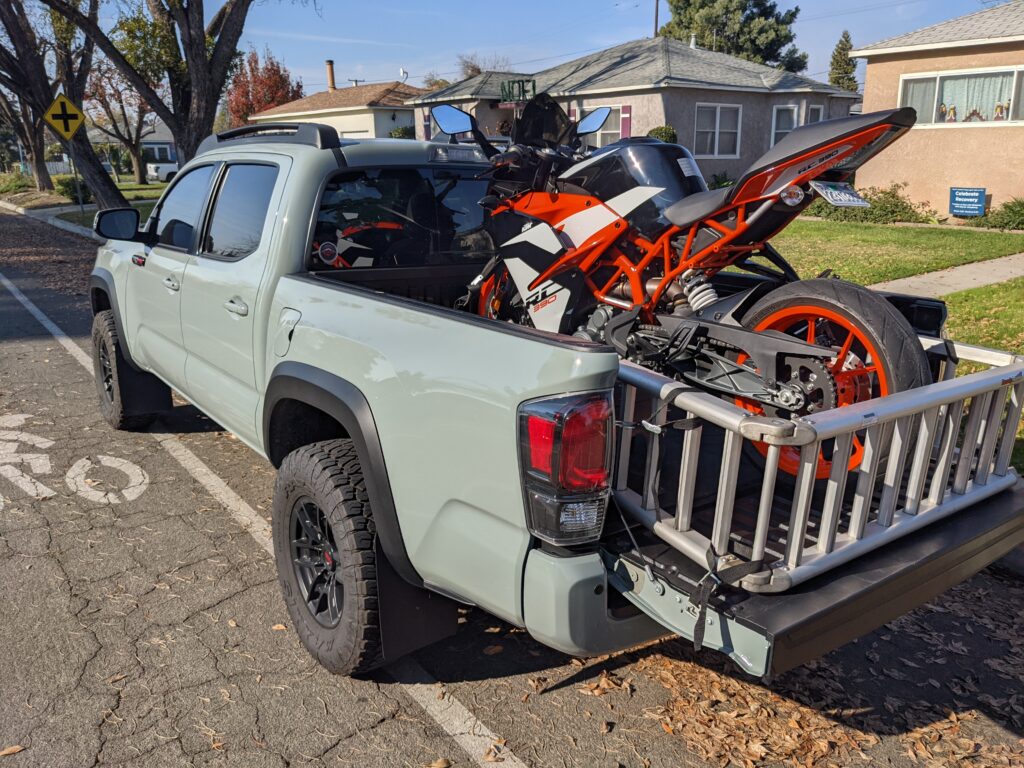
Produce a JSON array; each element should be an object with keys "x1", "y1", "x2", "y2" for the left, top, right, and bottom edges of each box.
[
  {"x1": 272, "y1": 439, "x2": 384, "y2": 676},
  {"x1": 739, "y1": 278, "x2": 931, "y2": 478}
]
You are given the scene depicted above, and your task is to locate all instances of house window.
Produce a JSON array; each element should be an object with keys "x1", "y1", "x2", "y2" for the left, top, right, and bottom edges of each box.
[
  {"x1": 900, "y1": 66, "x2": 1024, "y2": 124},
  {"x1": 585, "y1": 106, "x2": 621, "y2": 147},
  {"x1": 694, "y1": 104, "x2": 741, "y2": 158},
  {"x1": 807, "y1": 105, "x2": 825, "y2": 124},
  {"x1": 772, "y1": 105, "x2": 798, "y2": 146}
]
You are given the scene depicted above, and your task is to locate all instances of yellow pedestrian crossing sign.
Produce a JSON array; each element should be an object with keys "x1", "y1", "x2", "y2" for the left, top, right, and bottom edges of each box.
[{"x1": 43, "y1": 94, "x2": 85, "y2": 141}]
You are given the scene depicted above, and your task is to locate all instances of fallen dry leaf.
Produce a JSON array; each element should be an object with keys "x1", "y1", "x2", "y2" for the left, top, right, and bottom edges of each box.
[
  {"x1": 482, "y1": 645, "x2": 503, "y2": 656},
  {"x1": 271, "y1": 623, "x2": 287, "y2": 631},
  {"x1": 227, "y1": 619, "x2": 237, "y2": 628},
  {"x1": 425, "y1": 760, "x2": 451, "y2": 768},
  {"x1": 600, "y1": 721, "x2": 613, "y2": 734},
  {"x1": 0, "y1": 746, "x2": 25, "y2": 757}
]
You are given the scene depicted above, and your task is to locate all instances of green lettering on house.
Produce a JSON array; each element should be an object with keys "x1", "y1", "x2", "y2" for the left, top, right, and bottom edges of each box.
[{"x1": 500, "y1": 79, "x2": 536, "y2": 102}]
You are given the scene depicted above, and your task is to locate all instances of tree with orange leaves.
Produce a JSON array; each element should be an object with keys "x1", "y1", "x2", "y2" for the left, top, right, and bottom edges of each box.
[{"x1": 227, "y1": 48, "x2": 303, "y2": 128}]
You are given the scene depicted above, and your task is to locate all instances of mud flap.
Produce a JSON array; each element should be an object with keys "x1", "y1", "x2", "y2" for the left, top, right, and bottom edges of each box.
[{"x1": 376, "y1": 540, "x2": 459, "y2": 663}]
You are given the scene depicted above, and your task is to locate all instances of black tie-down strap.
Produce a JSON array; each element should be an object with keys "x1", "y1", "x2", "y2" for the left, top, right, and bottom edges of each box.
[{"x1": 688, "y1": 548, "x2": 764, "y2": 653}]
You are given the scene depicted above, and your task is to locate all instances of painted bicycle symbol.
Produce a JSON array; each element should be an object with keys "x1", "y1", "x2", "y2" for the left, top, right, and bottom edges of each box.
[{"x1": 0, "y1": 414, "x2": 149, "y2": 510}]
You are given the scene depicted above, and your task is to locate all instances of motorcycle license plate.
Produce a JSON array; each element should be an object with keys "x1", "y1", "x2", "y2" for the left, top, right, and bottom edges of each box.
[{"x1": 809, "y1": 180, "x2": 870, "y2": 208}]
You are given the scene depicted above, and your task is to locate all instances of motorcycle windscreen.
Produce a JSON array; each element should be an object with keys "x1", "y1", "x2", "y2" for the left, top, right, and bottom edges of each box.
[
  {"x1": 512, "y1": 94, "x2": 572, "y2": 148},
  {"x1": 560, "y1": 142, "x2": 708, "y2": 239}
]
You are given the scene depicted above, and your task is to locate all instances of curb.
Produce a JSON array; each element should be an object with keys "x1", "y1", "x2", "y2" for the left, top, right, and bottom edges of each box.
[{"x1": 0, "y1": 199, "x2": 103, "y2": 242}]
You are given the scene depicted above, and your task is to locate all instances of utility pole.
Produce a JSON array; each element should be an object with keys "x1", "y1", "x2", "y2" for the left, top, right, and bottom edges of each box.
[{"x1": 653, "y1": 0, "x2": 659, "y2": 37}]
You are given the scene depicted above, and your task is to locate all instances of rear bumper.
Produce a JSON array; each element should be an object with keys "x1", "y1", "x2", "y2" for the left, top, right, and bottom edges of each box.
[{"x1": 596, "y1": 482, "x2": 1024, "y2": 678}]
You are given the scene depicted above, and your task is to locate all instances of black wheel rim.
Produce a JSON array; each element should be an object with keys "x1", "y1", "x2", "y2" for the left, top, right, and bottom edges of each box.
[
  {"x1": 98, "y1": 342, "x2": 114, "y2": 404},
  {"x1": 290, "y1": 498, "x2": 343, "y2": 627}
]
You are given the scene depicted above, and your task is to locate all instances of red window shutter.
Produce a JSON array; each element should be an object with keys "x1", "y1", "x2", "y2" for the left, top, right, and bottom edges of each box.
[
  {"x1": 423, "y1": 110, "x2": 432, "y2": 140},
  {"x1": 568, "y1": 106, "x2": 577, "y2": 121},
  {"x1": 621, "y1": 105, "x2": 632, "y2": 138}
]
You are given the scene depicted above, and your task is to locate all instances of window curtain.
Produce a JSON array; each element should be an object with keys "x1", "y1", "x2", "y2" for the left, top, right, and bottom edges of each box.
[
  {"x1": 937, "y1": 72, "x2": 1013, "y2": 122},
  {"x1": 901, "y1": 78, "x2": 937, "y2": 123}
]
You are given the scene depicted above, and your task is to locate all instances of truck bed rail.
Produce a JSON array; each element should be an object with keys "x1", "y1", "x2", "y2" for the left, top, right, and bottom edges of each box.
[{"x1": 613, "y1": 339, "x2": 1024, "y2": 593}]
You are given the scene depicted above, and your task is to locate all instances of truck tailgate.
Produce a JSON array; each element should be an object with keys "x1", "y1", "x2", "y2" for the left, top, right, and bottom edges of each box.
[{"x1": 604, "y1": 480, "x2": 1024, "y2": 679}]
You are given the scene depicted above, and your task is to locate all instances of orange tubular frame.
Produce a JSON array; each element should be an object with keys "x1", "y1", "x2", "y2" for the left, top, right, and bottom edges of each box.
[{"x1": 497, "y1": 122, "x2": 897, "y2": 320}]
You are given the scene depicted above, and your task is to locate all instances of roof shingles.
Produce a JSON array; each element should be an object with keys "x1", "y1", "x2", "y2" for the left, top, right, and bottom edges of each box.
[
  {"x1": 853, "y1": 0, "x2": 1024, "y2": 54},
  {"x1": 252, "y1": 81, "x2": 425, "y2": 119}
]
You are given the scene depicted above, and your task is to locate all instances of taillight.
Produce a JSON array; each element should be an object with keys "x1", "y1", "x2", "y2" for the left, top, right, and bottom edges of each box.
[{"x1": 518, "y1": 392, "x2": 613, "y2": 545}]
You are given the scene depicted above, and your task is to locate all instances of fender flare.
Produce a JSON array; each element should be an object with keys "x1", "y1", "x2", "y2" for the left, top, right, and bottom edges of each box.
[
  {"x1": 263, "y1": 362, "x2": 421, "y2": 587},
  {"x1": 90, "y1": 269, "x2": 141, "y2": 370}
]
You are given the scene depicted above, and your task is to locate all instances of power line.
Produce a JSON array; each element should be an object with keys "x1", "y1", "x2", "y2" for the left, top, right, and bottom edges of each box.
[{"x1": 794, "y1": 0, "x2": 924, "y2": 24}]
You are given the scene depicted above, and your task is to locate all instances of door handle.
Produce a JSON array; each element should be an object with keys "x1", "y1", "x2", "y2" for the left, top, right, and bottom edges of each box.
[
  {"x1": 162, "y1": 276, "x2": 179, "y2": 291},
  {"x1": 223, "y1": 297, "x2": 249, "y2": 317}
]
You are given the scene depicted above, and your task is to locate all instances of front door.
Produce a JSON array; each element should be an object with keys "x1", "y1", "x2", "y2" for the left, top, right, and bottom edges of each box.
[
  {"x1": 124, "y1": 164, "x2": 217, "y2": 389},
  {"x1": 180, "y1": 159, "x2": 286, "y2": 445}
]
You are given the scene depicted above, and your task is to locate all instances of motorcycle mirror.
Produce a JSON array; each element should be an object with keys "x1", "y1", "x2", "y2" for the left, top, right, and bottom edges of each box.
[
  {"x1": 477, "y1": 195, "x2": 500, "y2": 211},
  {"x1": 576, "y1": 107, "x2": 611, "y2": 137},
  {"x1": 431, "y1": 104, "x2": 475, "y2": 136}
]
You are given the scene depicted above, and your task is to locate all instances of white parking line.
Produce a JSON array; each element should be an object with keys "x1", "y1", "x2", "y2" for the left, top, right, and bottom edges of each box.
[{"x1": 0, "y1": 268, "x2": 526, "y2": 768}]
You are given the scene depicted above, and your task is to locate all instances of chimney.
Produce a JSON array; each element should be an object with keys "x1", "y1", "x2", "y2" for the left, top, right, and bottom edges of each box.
[
  {"x1": 325, "y1": 59, "x2": 336, "y2": 92},
  {"x1": 689, "y1": 33, "x2": 697, "y2": 49}
]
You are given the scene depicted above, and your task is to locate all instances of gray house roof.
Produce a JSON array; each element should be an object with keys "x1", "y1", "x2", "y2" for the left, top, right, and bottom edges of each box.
[
  {"x1": 851, "y1": 1, "x2": 1024, "y2": 56},
  {"x1": 409, "y1": 37, "x2": 856, "y2": 105},
  {"x1": 410, "y1": 71, "x2": 531, "y2": 105}
]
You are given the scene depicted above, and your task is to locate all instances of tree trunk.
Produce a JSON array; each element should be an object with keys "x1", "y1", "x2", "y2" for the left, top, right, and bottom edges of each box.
[
  {"x1": 27, "y1": 131, "x2": 53, "y2": 191},
  {"x1": 67, "y1": 131, "x2": 127, "y2": 209},
  {"x1": 129, "y1": 148, "x2": 146, "y2": 184}
]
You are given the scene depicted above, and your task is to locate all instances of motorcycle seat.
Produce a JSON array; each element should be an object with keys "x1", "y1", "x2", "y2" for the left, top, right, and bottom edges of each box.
[{"x1": 664, "y1": 186, "x2": 732, "y2": 229}]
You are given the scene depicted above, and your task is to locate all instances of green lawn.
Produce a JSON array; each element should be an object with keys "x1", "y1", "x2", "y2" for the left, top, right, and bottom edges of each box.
[
  {"x1": 116, "y1": 181, "x2": 167, "y2": 200},
  {"x1": 57, "y1": 200, "x2": 157, "y2": 230},
  {"x1": 769, "y1": 220, "x2": 1024, "y2": 285},
  {"x1": 943, "y1": 277, "x2": 1024, "y2": 470}
]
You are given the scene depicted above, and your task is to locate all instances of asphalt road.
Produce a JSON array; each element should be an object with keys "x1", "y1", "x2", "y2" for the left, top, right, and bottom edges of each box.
[{"x1": 0, "y1": 210, "x2": 1022, "y2": 767}]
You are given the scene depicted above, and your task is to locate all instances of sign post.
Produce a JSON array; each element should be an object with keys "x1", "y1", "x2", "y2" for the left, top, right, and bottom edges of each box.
[
  {"x1": 42, "y1": 93, "x2": 87, "y2": 215},
  {"x1": 949, "y1": 187, "x2": 987, "y2": 218}
]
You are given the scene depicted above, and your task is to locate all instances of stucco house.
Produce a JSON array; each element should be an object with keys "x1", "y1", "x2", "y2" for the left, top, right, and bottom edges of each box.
[
  {"x1": 249, "y1": 61, "x2": 425, "y2": 139},
  {"x1": 852, "y1": 1, "x2": 1024, "y2": 211},
  {"x1": 409, "y1": 37, "x2": 858, "y2": 181}
]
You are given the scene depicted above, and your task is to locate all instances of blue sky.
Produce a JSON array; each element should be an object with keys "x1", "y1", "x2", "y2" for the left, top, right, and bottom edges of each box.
[{"x1": 239, "y1": 0, "x2": 996, "y2": 91}]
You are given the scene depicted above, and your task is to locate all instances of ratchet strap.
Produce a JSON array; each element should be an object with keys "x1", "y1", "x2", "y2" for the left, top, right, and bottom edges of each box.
[{"x1": 689, "y1": 546, "x2": 764, "y2": 653}]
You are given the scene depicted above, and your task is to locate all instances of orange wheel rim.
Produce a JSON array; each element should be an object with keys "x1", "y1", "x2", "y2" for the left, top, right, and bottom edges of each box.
[{"x1": 736, "y1": 304, "x2": 891, "y2": 479}]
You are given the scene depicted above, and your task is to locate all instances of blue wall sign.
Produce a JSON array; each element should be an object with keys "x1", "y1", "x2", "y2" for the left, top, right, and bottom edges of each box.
[{"x1": 949, "y1": 187, "x2": 987, "y2": 217}]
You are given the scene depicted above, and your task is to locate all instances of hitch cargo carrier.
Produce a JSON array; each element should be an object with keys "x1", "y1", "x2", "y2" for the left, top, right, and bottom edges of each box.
[{"x1": 611, "y1": 337, "x2": 1024, "y2": 594}]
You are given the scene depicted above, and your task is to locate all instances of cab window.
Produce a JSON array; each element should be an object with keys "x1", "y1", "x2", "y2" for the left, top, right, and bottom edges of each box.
[
  {"x1": 202, "y1": 164, "x2": 279, "y2": 259},
  {"x1": 310, "y1": 167, "x2": 494, "y2": 269},
  {"x1": 153, "y1": 165, "x2": 215, "y2": 250}
]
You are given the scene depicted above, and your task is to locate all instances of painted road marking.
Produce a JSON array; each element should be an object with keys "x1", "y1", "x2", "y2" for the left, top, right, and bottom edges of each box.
[
  {"x1": 65, "y1": 455, "x2": 149, "y2": 503},
  {"x1": 0, "y1": 269, "x2": 527, "y2": 768}
]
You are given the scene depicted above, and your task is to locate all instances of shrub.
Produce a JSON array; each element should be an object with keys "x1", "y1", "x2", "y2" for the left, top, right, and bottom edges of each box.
[
  {"x1": 389, "y1": 125, "x2": 415, "y2": 140},
  {"x1": 646, "y1": 125, "x2": 677, "y2": 143},
  {"x1": 964, "y1": 197, "x2": 1024, "y2": 231},
  {"x1": 708, "y1": 172, "x2": 735, "y2": 190},
  {"x1": 53, "y1": 174, "x2": 93, "y2": 205},
  {"x1": 0, "y1": 172, "x2": 32, "y2": 195},
  {"x1": 803, "y1": 182, "x2": 935, "y2": 224}
]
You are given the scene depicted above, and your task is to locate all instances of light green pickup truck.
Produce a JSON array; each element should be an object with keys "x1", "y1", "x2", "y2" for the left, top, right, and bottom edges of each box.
[{"x1": 89, "y1": 123, "x2": 1024, "y2": 681}]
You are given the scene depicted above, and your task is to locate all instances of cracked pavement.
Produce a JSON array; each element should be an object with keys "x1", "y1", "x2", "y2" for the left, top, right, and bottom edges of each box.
[{"x1": 0, "y1": 209, "x2": 1022, "y2": 767}]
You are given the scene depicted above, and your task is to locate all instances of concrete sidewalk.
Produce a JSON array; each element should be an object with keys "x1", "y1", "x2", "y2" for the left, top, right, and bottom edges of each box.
[{"x1": 870, "y1": 251, "x2": 1024, "y2": 296}]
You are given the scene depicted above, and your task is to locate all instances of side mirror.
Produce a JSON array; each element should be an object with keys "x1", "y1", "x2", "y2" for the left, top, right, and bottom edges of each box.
[
  {"x1": 431, "y1": 104, "x2": 476, "y2": 136},
  {"x1": 94, "y1": 208, "x2": 142, "y2": 242},
  {"x1": 576, "y1": 107, "x2": 612, "y2": 137},
  {"x1": 477, "y1": 195, "x2": 500, "y2": 211}
]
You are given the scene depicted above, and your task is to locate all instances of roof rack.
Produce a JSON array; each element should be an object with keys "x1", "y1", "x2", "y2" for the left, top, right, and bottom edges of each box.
[{"x1": 195, "y1": 122, "x2": 341, "y2": 155}]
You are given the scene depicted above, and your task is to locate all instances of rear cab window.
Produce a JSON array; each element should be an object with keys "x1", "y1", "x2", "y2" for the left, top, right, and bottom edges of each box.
[
  {"x1": 201, "y1": 163, "x2": 280, "y2": 260},
  {"x1": 310, "y1": 167, "x2": 495, "y2": 269}
]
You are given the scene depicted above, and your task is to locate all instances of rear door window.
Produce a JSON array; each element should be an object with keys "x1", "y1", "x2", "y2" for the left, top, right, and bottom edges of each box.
[
  {"x1": 311, "y1": 168, "x2": 494, "y2": 269},
  {"x1": 154, "y1": 165, "x2": 216, "y2": 250},
  {"x1": 201, "y1": 164, "x2": 280, "y2": 259}
]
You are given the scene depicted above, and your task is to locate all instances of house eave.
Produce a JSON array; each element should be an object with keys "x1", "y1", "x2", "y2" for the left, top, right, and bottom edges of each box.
[
  {"x1": 250, "y1": 104, "x2": 416, "y2": 120},
  {"x1": 851, "y1": 35, "x2": 1024, "y2": 58}
]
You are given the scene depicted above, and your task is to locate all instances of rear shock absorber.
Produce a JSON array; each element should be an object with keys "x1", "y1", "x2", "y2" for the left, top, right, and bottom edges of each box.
[{"x1": 679, "y1": 268, "x2": 719, "y2": 312}]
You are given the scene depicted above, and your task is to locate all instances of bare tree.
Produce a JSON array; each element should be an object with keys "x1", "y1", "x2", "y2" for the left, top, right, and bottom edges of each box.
[
  {"x1": 85, "y1": 58, "x2": 158, "y2": 184},
  {"x1": 456, "y1": 52, "x2": 513, "y2": 79},
  {"x1": 38, "y1": 0, "x2": 270, "y2": 162},
  {"x1": 0, "y1": 0, "x2": 127, "y2": 207},
  {"x1": 0, "y1": 89, "x2": 52, "y2": 190}
]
